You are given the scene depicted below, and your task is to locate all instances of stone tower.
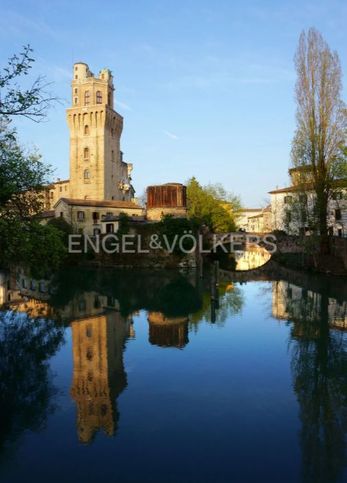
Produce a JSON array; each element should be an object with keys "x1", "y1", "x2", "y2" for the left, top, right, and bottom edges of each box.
[{"x1": 66, "y1": 62, "x2": 133, "y2": 201}]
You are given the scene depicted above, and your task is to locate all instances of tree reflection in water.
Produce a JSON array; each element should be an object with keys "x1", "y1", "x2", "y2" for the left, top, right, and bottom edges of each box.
[
  {"x1": 0, "y1": 311, "x2": 64, "y2": 454},
  {"x1": 285, "y1": 289, "x2": 347, "y2": 483}
]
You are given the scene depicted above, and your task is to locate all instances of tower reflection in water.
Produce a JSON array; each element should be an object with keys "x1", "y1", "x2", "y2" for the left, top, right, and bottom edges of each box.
[{"x1": 69, "y1": 294, "x2": 133, "y2": 444}]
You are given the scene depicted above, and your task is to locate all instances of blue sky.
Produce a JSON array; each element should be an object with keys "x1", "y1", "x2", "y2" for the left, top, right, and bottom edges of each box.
[{"x1": 1, "y1": 0, "x2": 347, "y2": 206}]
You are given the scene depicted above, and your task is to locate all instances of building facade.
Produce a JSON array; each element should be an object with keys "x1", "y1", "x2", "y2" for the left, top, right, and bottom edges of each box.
[
  {"x1": 270, "y1": 170, "x2": 347, "y2": 237},
  {"x1": 235, "y1": 207, "x2": 272, "y2": 233},
  {"x1": 55, "y1": 198, "x2": 143, "y2": 235}
]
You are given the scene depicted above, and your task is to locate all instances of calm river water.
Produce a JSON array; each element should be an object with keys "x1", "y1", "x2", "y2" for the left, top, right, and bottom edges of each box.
[{"x1": 0, "y1": 268, "x2": 346, "y2": 483}]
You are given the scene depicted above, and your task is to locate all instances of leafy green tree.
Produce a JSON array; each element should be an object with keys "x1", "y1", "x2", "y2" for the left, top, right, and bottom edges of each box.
[
  {"x1": 0, "y1": 130, "x2": 50, "y2": 216},
  {"x1": 158, "y1": 215, "x2": 199, "y2": 255},
  {"x1": 186, "y1": 177, "x2": 240, "y2": 232},
  {"x1": 0, "y1": 46, "x2": 66, "y2": 276},
  {"x1": 0, "y1": 219, "x2": 66, "y2": 279}
]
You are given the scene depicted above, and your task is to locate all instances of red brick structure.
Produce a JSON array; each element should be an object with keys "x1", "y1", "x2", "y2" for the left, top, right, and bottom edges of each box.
[{"x1": 146, "y1": 183, "x2": 187, "y2": 220}]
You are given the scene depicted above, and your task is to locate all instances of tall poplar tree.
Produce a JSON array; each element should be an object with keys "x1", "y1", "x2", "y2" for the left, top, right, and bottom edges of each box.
[{"x1": 291, "y1": 28, "x2": 347, "y2": 252}]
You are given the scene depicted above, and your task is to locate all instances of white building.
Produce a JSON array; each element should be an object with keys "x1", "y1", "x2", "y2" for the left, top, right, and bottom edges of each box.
[
  {"x1": 236, "y1": 207, "x2": 272, "y2": 233},
  {"x1": 270, "y1": 168, "x2": 347, "y2": 237}
]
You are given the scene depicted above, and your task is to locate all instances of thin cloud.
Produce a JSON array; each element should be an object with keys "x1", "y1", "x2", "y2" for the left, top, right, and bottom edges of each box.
[
  {"x1": 117, "y1": 100, "x2": 132, "y2": 111},
  {"x1": 0, "y1": 10, "x2": 60, "y2": 40},
  {"x1": 163, "y1": 130, "x2": 179, "y2": 140}
]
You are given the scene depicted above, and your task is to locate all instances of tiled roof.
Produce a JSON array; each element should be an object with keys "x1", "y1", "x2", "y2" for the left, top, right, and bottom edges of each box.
[
  {"x1": 268, "y1": 186, "x2": 300, "y2": 194},
  {"x1": 54, "y1": 197, "x2": 142, "y2": 209},
  {"x1": 269, "y1": 179, "x2": 347, "y2": 195}
]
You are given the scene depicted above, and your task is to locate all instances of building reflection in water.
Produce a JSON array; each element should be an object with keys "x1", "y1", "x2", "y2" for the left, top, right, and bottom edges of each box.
[
  {"x1": 69, "y1": 298, "x2": 133, "y2": 444},
  {"x1": 272, "y1": 280, "x2": 347, "y2": 330},
  {"x1": 147, "y1": 311, "x2": 189, "y2": 349},
  {"x1": 0, "y1": 270, "x2": 55, "y2": 318}
]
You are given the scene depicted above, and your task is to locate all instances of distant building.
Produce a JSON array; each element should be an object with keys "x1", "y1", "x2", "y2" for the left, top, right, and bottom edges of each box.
[
  {"x1": 247, "y1": 206, "x2": 272, "y2": 233},
  {"x1": 235, "y1": 208, "x2": 263, "y2": 231},
  {"x1": 236, "y1": 207, "x2": 272, "y2": 232}
]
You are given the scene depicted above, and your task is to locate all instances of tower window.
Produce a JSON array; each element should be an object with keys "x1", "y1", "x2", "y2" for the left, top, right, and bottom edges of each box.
[
  {"x1": 111, "y1": 150, "x2": 114, "y2": 162},
  {"x1": 84, "y1": 125, "x2": 89, "y2": 135},
  {"x1": 74, "y1": 97, "x2": 78, "y2": 104},
  {"x1": 84, "y1": 90, "x2": 90, "y2": 105},
  {"x1": 83, "y1": 147, "x2": 89, "y2": 160},
  {"x1": 96, "y1": 91, "x2": 102, "y2": 104},
  {"x1": 74, "y1": 88, "x2": 78, "y2": 94},
  {"x1": 84, "y1": 169, "x2": 90, "y2": 180}
]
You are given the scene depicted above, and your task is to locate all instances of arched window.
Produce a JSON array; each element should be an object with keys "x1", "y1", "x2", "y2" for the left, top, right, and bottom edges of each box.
[
  {"x1": 83, "y1": 147, "x2": 89, "y2": 160},
  {"x1": 84, "y1": 125, "x2": 89, "y2": 135},
  {"x1": 84, "y1": 90, "x2": 90, "y2": 105},
  {"x1": 96, "y1": 91, "x2": 102, "y2": 104},
  {"x1": 84, "y1": 169, "x2": 90, "y2": 180}
]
